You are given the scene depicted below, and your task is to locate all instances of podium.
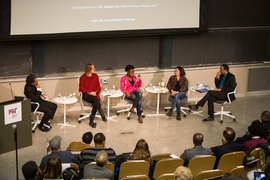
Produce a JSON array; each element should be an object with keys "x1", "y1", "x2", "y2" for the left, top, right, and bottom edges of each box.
[{"x1": 0, "y1": 96, "x2": 32, "y2": 154}]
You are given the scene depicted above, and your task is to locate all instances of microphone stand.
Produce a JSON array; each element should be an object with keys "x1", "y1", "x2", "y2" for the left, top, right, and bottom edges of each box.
[{"x1": 14, "y1": 126, "x2": 19, "y2": 180}]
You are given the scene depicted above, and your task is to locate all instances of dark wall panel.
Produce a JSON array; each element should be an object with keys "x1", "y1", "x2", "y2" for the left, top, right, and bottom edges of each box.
[
  {"x1": 43, "y1": 36, "x2": 160, "y2": 75},
  {"x1": 172, "y1": 30, "x2": 270, "y2": 66}
]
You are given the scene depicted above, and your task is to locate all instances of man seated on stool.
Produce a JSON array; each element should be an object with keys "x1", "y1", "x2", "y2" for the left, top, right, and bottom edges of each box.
[
  {"x1": 180, "y1": 133, "x2": 212, "y2": 166},
  {"x1": 188, "y1": 64, "x2": 237, "y2": 122},
  {"x1": 120, "y1": 64, "x2": 143, "y2": 123},
  {"x1": 83, "y1": 150, "x2": 114, "y2": 180},
  {"x1": 24, "y1": 74, "x2": 57, "y2": 132}
]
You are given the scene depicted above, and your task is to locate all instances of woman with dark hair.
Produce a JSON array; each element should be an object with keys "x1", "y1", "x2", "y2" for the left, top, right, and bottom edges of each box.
[
  {"x1": 24, "y1": 74, "x2": 57, "y2": 132},
  {"x1": 166, "y1": 66, "x2": 188, "y2": 120},
  {"x1": 43, "y1": 155, "x2": 62, "y2": 179},
  {"x1": 79, "y1": 63, "x2": 107, "y2": 128},
  {"x1": 120, "y1": 65, "x2": 143, "y2": 123}
]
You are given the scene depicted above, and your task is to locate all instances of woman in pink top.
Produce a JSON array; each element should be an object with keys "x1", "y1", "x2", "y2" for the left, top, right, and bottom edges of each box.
[{"x1": 120, "y1": 65, "x2": 143, "y2": 123}]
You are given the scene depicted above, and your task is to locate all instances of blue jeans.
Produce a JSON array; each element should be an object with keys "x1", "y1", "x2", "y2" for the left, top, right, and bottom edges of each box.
[
  {"x1": 170, "y1": 92, "x2": 187, "y2": 113},
  {"x1": 128, "y1": 90, "x2": 142, "y2": 115}
]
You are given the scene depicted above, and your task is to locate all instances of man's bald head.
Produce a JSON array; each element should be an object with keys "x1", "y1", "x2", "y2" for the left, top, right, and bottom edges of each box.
[
  {"x1": 95, "y1": 150, "x2": 108, "y2": 167},
  {"x1": 193, "y1": 133, "x2": 204, "y2": 146}
]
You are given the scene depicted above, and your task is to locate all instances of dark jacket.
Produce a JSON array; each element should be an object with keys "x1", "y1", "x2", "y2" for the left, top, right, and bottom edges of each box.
[
  {"x1": 24, "y1": 84, "x2": 45, "y2": 111},
  {"x1": 166, "y1": 75, "x2": 188, "y2": 93},
  {"x1": 214, "y1": 72, "x2": 237, "y2": 101}
]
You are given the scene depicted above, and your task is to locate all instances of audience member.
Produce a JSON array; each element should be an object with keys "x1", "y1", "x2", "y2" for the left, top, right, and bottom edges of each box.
[
  {"x1": 234, "y1": 174, "x2": 249, "y2": 180},
  {"x1": 43, "y1": 155, "x2": 62, "y2": 179},
  {"x1": 222, "y1": 173, "x2": 235, "y2": 180},
  {"x1": 261, "y1": 111, "x2": 270, "y2": 134},
  {"x1": 211, "y1": 127, "x2": 242, "y2": 168},
  {"x1": 188, "y1": 64, "x2": 237, "y2": 122},
  {"x1": 262, "y1": 156, "x2": 270, "y2": 180},
  {"x1": 180, "y1": 133, "x2": 212, "y2": 166},
  {"x1": 242, "y1": 124, "x2": 266, "y2": 152},
  {"x1": 120, "y1": 64, "x2": 143, "y2": 123},
  {"x1": 22, "y1": 161, "x2": 43, "y2": 180},
  {"x1": 40, "y1": 135, "x2": 78, "y2": 171},
  {"x1": 166, "y1": 66, "x2": 188, "y2": 120},
  {"x1": 242, "y1": 154, "x2": 261, "y2": 180},
  {"x1": 24, "y1": 74, "x2": 57, "y2": 132},
  {"x1": 174, "y1": 166, "x2": 193, "y2": 180},
  {"x1": 83, "y1": 150, "x2": 114, "y2": 180},
  {"x1": 235, "y1": 120, "x2": 264, "y2": 144},
  {"x1": 62, "y1": 167, "x2": 81, "y2": 180},
  {"x1": 79, "y1": 63, "x2": 107, "y2": 128},
  {"x1": 67, "y1": 132, "x2": 93, "y2": 151},
  {"x1": 128, "y1": 139, "x2": 153, "y2": 176},
  {"x1": 78, "y1": 133, "x2": 117, "y2": 167}
]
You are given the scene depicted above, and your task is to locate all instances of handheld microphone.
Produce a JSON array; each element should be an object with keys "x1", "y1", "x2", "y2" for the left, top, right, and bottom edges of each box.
[
  {"x1": 9, "y1": 83, "x2": 14, "y2": 99},
  {"x1": 12, "y1": 124, "x2": 17, "y2": 130}
]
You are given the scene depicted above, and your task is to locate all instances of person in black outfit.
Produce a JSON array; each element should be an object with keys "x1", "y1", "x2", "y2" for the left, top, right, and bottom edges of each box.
[
  {"x1": 24, "y1": 74, "x2": 57, "y2": 132},
  {"x1": 188, "y1": 64, "x2": 237, "y2": 122}
]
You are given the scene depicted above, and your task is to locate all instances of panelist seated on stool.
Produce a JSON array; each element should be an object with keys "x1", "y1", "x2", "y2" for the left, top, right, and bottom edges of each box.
[
  {"x1": 165, "y1": 66, "x2": 188, "y2": 120},
  {"x1": 120, "y1": 64, "x2": 144, "y2": 123},
  {"x1": 188, "y1": 64, "x2": 237, "y2": 122}
]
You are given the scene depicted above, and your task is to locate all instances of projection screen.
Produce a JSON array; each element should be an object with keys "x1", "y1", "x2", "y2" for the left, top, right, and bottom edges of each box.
[{"x1": 11, "y1": 0, "x2": 200, "y2": 35}]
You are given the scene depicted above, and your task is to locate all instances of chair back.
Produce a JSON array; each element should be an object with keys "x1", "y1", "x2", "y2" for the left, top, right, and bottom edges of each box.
[
  {"x1": 156, "y1": 173, "x2": 174, "y2": 180},
  {"x1": 104, "y1": 162, "x2": 115, "y2": 171},
  {"x1": 122, "y1": 175, "x2": 150, "y2": 180},
  {"x1": 79, "y1": 92, "x2": 93, "y2": 109},
  {"x1": 153, "y1": 158, "x2": 184, "y2": 180},
  {"x1": 250, "y1": 148, "x2": 261, "y2": 168},
  {"x1": 193, "y1": 169, "x2": 224, "y2": 180},
  {"x1": 188, "y1": 155, "x2": 216, "y2": 176},
  {"x1": 151, "y1": 153, "x2": 172, "y2": 162},
  {"x1": 61, "y1": 163, "x2": 79, "y2": 170},
  {"x1": 229, "y1": 166, "x2": 247, "y2": 176},
  {"x1": 119, "y1": 161, "x2": 150, "y2": 180},
  {"x1": 217, "y1": 151, "x2": 246, "y2": 172}
]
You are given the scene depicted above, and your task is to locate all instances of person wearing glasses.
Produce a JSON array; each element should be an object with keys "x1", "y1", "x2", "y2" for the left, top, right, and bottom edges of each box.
[{"x1": 120, "y1": 65, "x2": 143, "y2": 123}]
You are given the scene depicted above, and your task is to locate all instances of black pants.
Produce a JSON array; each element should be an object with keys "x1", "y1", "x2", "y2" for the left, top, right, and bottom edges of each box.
[
  {"x1": 35, "y1": 100, "x2": 57, "y2": 125},
  {"x1": 82, "y1": 94, "x2": 102, "y2": 116},
  {"x1": 196, "y1": 90, "x2": 227, "y2": 118}
]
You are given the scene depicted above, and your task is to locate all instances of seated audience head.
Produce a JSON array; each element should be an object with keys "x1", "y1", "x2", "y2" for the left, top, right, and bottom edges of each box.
[
  {"x1": 94, "y1": 132, "x2": 106, "y2": 147},
  {"x1": 242, "y1": 154, "x2": 259, "y2": 171},
  {"x1": 43, "y1": 155, "x2": 62, "y2": 179},
  {"x1": 222, "y1": 173, "x2": 234, "y2": 180},
  {"x1": 22, "y1": 161, "x2": 39, "y2": 179},
  {"x1": 95, "y1": 150, "x2": 108, "y2": 167},
  {"x1": 84, "y1": 63, "x2": 95, "y2": 74},
  {"x1": 49, "y1": 135, "x2": 62, "y2": 151},
  {"x1": 248, "y1": 124, "x2": 264, "y2": 137},
  {"x1": 193, "y1": 133, "x2": 204, "y2": 146},
  {"x1": 261, "y1": 111, "x2": 270, "y2": 122},
  {"x1": 82, "y1": 132, "x2": 93, "y2": 144},
  {"x1": 174, "y1": 166, "x2": 193, "y2": 180},
  {"x1": 234, "y1": 174, "x2": 249, "y2": 180},
  {"x1": 26, "y1": 74, "x2": 37, "y2": 86},
  {"x1": 62, "y1": 167, "x2": 81, "y2": 180},
  {"x1": 175, "y1": 66, "x2": 186, "y2": 77},
  {"x1": 133, "y1": 139, "x2": 151, "y2": 161},
  {"x1": 223, "y1": 127, "x2": 236, "y2": 143},
  {"x1": 264, "y1": 156, "x2": 270, "y2": 176}
]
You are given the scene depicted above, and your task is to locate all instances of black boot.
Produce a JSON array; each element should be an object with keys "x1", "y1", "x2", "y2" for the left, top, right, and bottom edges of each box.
[
  {"x1": 89, "y1": 115, "x2": 96, "y2": 128},
  {"x1": 98, "y1": 109, "x2": 107, "y2": 122},
  {"x1": 166, "y1": 109, "x2": 173, "y2": 116},
  {"x1": 176, "y1": 112, "x2": 181, "y2": 120}
]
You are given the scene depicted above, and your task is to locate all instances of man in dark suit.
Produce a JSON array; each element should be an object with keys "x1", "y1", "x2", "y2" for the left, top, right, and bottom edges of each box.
[
  {"x1": 189, "y1": 64, "x2": 237, "y2": 121},
  {"x1": 24, "y1": 74, "x2": 57, "y2": 132},
  {"x1": 180, "y1": 133, "x2": 212, "y2": 166},
  {"x1": 211, "y1": 127, "x2": 242, "y2": 168},
  {"x1": 83, "y1": 150, "x2": 114, "y2": 180}
]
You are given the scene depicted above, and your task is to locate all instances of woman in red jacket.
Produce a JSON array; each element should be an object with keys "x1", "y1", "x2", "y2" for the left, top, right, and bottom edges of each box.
[{"x1": 79, "y1": 63, "x2": 107, "y2": 128}]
